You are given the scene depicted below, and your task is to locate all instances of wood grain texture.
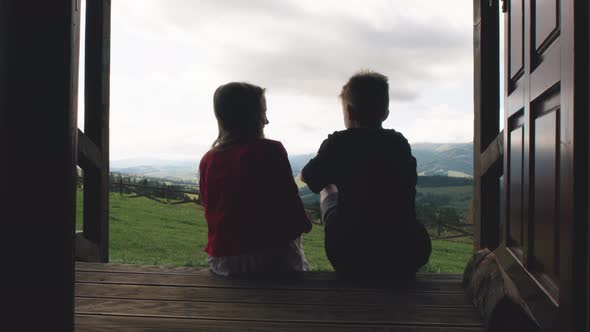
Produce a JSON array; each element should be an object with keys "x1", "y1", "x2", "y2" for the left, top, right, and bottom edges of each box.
[
  {"x1": 75, "y1": 314, "x2": 484, "y2": 332},
  {"x1": 75, "y1": 271, "x2": 466, "y2": 293},
  {"x1": 74, "y1": 263, "x2": 483, "y2": 331},
  {"x1": 76, "y1": 262, "x2": 462, "y2": 281},
  {"x1": 75, "y1": 298, "x2": 482, "y2": 327},
  {"x1": 82, "y1": 0, "x2": 111, "y2": 263},
  {"x1": 75, "y1": 283, "x2": 473, "y2": 308}
]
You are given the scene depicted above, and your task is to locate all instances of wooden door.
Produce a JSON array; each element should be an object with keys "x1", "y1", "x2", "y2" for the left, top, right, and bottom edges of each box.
[{"x1": 501, "y1": 0, "x2": 585, "y2": 330}]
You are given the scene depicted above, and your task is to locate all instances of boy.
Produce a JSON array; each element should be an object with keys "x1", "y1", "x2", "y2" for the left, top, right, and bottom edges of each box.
[{"x1": 301, "y1": 71, "x2": 431, "y2": 278}]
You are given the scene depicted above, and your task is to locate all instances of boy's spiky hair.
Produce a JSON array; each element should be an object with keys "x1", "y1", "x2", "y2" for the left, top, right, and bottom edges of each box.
[{"x1": 340, "y1": 70, "x2": 389, "y2": 125}]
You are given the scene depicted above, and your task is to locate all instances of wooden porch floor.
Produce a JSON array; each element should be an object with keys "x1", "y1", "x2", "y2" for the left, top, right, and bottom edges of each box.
[{"x1": 75, "y1": 262, "x2": 484, "y2": 331}]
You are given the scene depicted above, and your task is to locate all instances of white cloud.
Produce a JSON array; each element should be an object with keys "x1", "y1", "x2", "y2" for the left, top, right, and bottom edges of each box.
[{"x1": 99, "y1": 0, "x2": 474, "y2": 160}]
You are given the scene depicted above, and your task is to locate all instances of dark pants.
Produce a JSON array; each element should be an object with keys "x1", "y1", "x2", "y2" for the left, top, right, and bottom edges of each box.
[{"x1": 321, "y1": 192, "x2": 432, "y2": 279}]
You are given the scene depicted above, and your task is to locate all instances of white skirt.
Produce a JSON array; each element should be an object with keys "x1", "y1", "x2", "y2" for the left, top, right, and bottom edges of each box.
[{"x1": 207, "y1": 237, "x2": 311, "y2": 277}]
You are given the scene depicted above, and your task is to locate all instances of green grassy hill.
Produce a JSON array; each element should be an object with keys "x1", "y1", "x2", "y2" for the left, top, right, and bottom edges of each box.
[
  {"x1": 76, "y1": 191, "x2": 472, "y2": 273},
  {"x1": 416, "y1": 185, "x2": 473, "y2": 215}
]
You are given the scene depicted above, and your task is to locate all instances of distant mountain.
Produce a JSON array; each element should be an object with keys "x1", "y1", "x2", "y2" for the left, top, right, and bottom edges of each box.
[
  {"x1": 111, "y1": 159, "x2": 198, "y2": 181},
  {"x1": 288, "y1": 143, "x2": 473, "y2": 178},
  {"x1": 110, "y1": 142, "x2": 473, "y2": 180},
  {"x1": 288, "y1": 153, "x2": 315, "y2": 174},
  {"x1": 412, "y1": 143, "x2": 473, "y2": 177}
]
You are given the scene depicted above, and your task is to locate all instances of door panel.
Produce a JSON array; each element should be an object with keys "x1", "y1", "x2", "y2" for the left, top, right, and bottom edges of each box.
[
  {"x1": 509, "y1": 126, "x2": 524, "y2": 248},
  {"x1": 510, "y1": 0, "x2": 524, "y2": 78},
  {"x1": 532, "y1": 108, "x2": 559, "y2": 284},
  {"x1": 534, "y1": 0, "x2": 558, "y2": 51},
  {"x1": 530, "y1": 39, "x2": 560, "y2": 99}
]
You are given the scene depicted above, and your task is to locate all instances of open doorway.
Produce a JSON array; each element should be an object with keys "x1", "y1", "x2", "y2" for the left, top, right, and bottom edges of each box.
[{"x1": 77, "y1": 0, "x2": 476, "y2": 273}]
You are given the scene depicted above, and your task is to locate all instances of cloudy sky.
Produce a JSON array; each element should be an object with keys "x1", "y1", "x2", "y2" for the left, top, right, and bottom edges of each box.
[{"x1": 79, "y1": 0, "x2": 474, "y2": 161}]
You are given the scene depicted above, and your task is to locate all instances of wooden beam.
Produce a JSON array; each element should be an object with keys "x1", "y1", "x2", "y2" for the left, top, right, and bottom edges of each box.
[
  {"x1": 558, "y1": 1, "x2": 590, "y2": 331},
  {"x1": 77, "y1": 129, "x2": 102, "y2": 169},
  {"x1": 570, "y1": 0, "x2": 590, "y2": 330},
  {"x1": 75, "y1": 231, "x2": 101, "y2": 262},
  {"x1": 0, "y1": 1, "x2": 80, "y2": 330},
  {"x1": 75, "y1": 297, "x2": 483, "y2": 326},
  {"x1": 473, "y1": 0, "x2": 501, "y2": 251},
  {"x1": 82, "y1": 0, "x2": 111, "y2": 263},
  {"x1": 479, "y1": 131, "x2": 504, "y2": 175}
]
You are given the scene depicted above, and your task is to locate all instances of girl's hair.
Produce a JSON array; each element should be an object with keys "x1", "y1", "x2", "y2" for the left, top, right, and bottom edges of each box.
[{"x1": 212, "y1": 82, "x2": 266, "y2": 149}]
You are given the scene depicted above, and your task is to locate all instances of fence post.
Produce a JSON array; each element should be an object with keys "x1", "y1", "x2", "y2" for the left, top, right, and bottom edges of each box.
[
  {"x1": 165, "y1": 185, "x2": 169, "y2": 203},
  {"x1": 436, "y1": 212, "x2": 441, "y2": 238}
]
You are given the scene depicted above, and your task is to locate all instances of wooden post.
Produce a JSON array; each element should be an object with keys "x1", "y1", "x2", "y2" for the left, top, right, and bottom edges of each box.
[
  {"x1": 165, "y1": 185, "x2": 169, "y2": 203},
  {"x1": 563, "y1": 0, "x2": 590, "y2": 330},
  {"x1": 473, "y1": 0, "x2": 500, "y2": 250},
  {"x1": 0, "y1": 1, "x2": 80, "y2": 330},
  {"x1": 82, "y1": 0, "x2": 111, "y2": 262},
  {"x1": 436, "y1": 212, "x2": 441, "y2": 238}
]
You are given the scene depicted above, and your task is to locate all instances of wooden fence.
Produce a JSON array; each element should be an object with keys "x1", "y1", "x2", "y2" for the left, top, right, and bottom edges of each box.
[
  {"x1": 112, "y1": 182, "x2": 202, "y2": 205},
  {"x1": 80, "y1": 179, "x2": 473, "y2": 240}
]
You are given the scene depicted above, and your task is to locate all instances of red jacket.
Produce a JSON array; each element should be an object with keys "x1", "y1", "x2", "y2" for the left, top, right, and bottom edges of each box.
[{"x1": 199, "y1": 139, "x2": 312, "y2": 257}]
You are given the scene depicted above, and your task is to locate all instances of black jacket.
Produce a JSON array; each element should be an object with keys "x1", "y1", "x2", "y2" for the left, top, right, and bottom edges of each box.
[{"x1": 302, "y1": 128, "x2": 418, "y2": 237}]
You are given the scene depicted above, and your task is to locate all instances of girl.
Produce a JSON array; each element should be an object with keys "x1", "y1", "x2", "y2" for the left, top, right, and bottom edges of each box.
[{"x1": 199, "y1": 82, "x2": 312, "y2": 277}]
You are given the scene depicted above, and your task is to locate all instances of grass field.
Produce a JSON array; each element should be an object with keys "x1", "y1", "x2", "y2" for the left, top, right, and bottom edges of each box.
[
  {"x1": 76, "y1": 191, "x2": 473, "y2": 273},
  {"x1": 416, "y1": 185, "x2": 473, "y2": 214}
]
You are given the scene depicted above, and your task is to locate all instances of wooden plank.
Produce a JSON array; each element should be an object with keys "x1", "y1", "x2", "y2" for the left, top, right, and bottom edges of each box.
[
  {"x1": 75, "y1": 298, "x2": 482, "y2": 327},
  {"x1": 75, "y1": 314, "x2": 484, "y2": 332},
  {"x1": 82, "y1": 0, "x2": 111, "y2": 263},
  {"x1": 473, "y1": 0, "x2": 501, "y2": 251},
  {"x1": 0, "y1": 1, "x2": 80, "y2": 331},
  {"x1": 75, "y1": 271, "x2": 466, "y2": 293},
  {"x1": 77, "y1": 129, "x2": 102, "y2": 169},
  {"x1": 479, "y1": 131, "x2": 503, "y2": 176},
  {"x1": 75, "y1": 283, "x2": 474, "y2": 308},
  {"x1": 75, "y1": 262, "x2": 462, "y2": 281}
]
